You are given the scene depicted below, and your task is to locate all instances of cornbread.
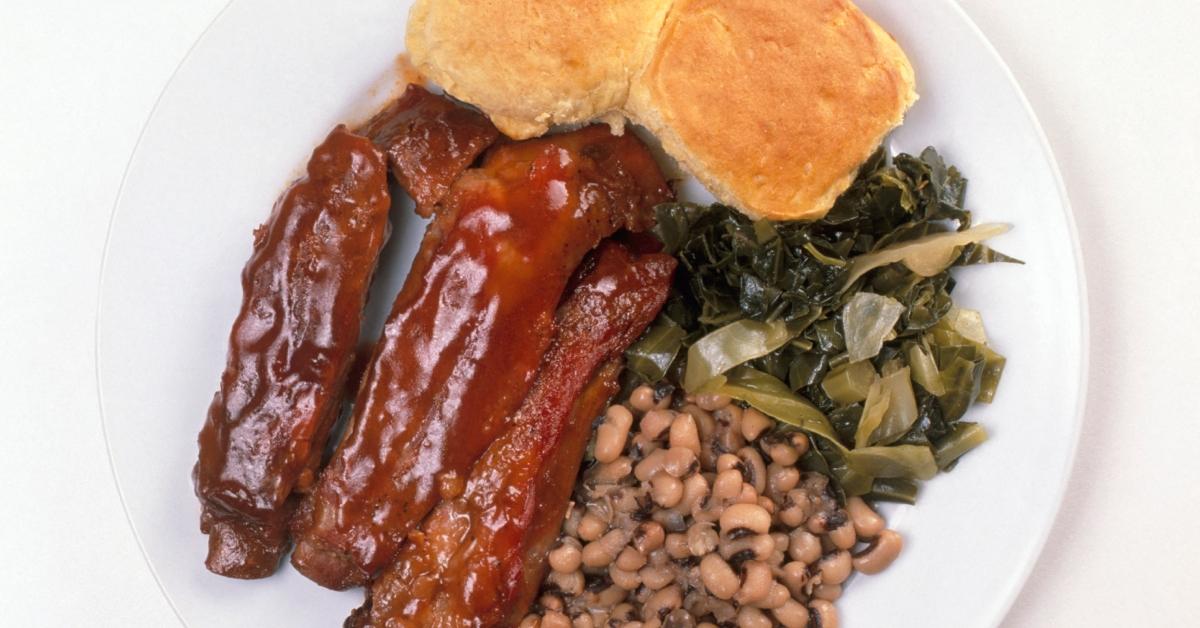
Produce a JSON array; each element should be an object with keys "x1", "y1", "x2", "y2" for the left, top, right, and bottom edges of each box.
[
  {"x1": 407, "y1": 0, "x2": 673, "y2": 140},
  {"x1": 406, "y1": 0, "x2": 917, "y2": 221}
]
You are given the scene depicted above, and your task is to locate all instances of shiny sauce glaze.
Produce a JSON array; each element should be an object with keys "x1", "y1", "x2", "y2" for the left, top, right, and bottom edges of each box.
[
  {"x1": 358, "y1": 84, "x2": 500, "y2": 217},
  {"x1": 193, "y1": 125, "x2": 391, "y2": 579},
  {"x1": 349, "y1": 242, "x2": 676, "y2": 628},
  {"x1": 290, "y1": 126, "x2": 673, "y2": 590}
]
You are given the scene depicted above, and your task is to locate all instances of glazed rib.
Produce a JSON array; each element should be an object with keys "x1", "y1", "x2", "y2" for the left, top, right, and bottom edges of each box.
[
  {"x1": 193, "y1": 125, "x2": 391, "y2": 579},
  {"x1": 358, "y1": 84, "x2": 500, "y2": 217},
  {"x1": 347, "y1": 242, "x2": 676, "y2": 628},
  {"x1": 291, "y1": 126, "x2": 673, "y2": 590}
]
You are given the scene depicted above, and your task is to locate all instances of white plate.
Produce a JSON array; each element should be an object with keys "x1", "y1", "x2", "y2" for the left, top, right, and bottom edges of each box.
[{"x1": 98, "y1": 1, "x2": 1087, "y2": 626}]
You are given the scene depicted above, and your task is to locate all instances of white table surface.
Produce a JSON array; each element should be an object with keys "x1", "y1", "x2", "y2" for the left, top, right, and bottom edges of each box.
[{"x1": 2, "y1": 1, "x2": 1197, "y2": 626}]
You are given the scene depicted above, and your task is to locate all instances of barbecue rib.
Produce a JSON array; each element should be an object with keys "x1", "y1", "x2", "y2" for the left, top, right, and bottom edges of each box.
[
  {"x1": 347, "y1": 241, "x2": 676, "y2": 628},
  {"x1": 358, "y1": 84, "x2": 499, "y2": 216},
  {"x1": 193, "y1": 125, "x2": 391, "y2": 579},
  {"x1": 291, "y1": 125, "x2": 673, "y2": 590}
]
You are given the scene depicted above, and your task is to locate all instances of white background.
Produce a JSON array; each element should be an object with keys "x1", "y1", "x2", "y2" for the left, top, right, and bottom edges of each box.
[{"x1": 1, "y1": 1, "x2": 1197, "y2": 626}]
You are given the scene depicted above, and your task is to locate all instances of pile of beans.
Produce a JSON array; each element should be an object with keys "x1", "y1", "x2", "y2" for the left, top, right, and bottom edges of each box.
[{"x1": 521, "y1": 384, "x2": 903, "y2": 628}]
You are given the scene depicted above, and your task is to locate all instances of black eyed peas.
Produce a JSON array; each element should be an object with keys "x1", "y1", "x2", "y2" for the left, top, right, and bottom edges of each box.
[
  {"x1": 853, "y1": 529, "x2": 903, "y2": 575},
  {"x1": 531, "y1": 389, "x2": 904, "y2": 627},
  {"x1": 809, "y1": 599, "x2": 839, "y2": 628},
  {"x1": 846, "y1": 496, "x2": 886, "y2": 539}
]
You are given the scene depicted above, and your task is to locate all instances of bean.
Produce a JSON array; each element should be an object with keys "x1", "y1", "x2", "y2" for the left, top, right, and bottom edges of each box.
[
  {"x1": 788, "y1": 529, "x2": 822, "y2": 564},
  {"x1": 778, "y1": 561, "x2": 808, "y2": 597},
  {"x1": 764, "y1": 441, "x2": 799, "y2": 466},
  {"x1": 616, "y1": 546, "x2": 647, "y2": 572},
  {"x1": 634, "y1": 450, "x2": 668, "y2": 482},
  {"x1": 813, "y1": 583, "x2": 842, "y2": 602},
  {"x1": 546, "y1": 569, "x2": 584, "y2": 596},
  {"x1": 539, "y1": 593, "x2": 564, "y2": 612},
  {"x1": 846, "y1": 497, "x2": 886, "y2": 539},
  {"x1": 751, "y1": 582, "x2": 791, "y2": 610},
  {"x1": 828, "y1": 518, "x2": 857, "y2": 551},
  {"x1": 596, "y1": 585, "x2": 627, "y2": 607},
  {"x1": 681, "y1": 405, "x2": 715, "y2": 438},
  {"x1": 518, "y1": 615, "x2": 540, "y2": 628},
  {"x1": 631, "y1": 386, "x2": 657, "y2": 413},
  {"x1": 734, "y1": 560, "x2": 772, "y2": 605},
  {"x1": 720, "y1": 533, "x2": 774, "y2": 562},
  {"x1": 633, "y1": 521, "x2": 665, "y2": 554},
  {"x1": 778, "y1": 499, "x2": 809, "y2": 528},
  {"x1": 739, "y1": 408, "x2": 773, "y2": 441},
  {"x1": 578, "y1": 513, "x2": 608, "y2": 542},
  {"x1": 806, "y1": 511, "x2": 833, "y2": 535},
  {"x1": 695, "y1": 393, "x2": 731, "y2": 412},
  {"x1": 734, "y1": 483, "x2": 758, "y2": 504},
  {"x1": 641, "y1": 409, "x2": 675, "y2": 440},
  {"x1": 790, "y1": 432, "x2": 811, "y2": 457},
  {"x1": 853, "y1": 529, "x2": 903, "y2": 574},
  {"x1": 720, "y1": 503, "x2": 771, "y2": 535},
  {"x1": 662, "y1": 609, "x2": 695, "y2": 628},
  {"x1": 767, "y1": 464, "x2": 800, "y2": 496},
  {"x1": 772, "y1": 599, "x2": 810, "y2": 628},
  {"x1": 650, "y1": 473, "x2": 685, "y2": 508},
  {"x1": 698, "y1": 554, "x2": 739, "y2": 600},
  {"x1": 712, "y1": 468, "x2": 743, "y2": 502},
  {"x1": 549, "y1": 538, "x2": 583, "y2": 573},
  {"x1": 663, "y1": 447, "x2": 698, "y2": 477},
  {"x1": 715, "y1": 453, "x2": 741, "y2": 472},
  {"x1": 686, "y1": 522, "x2": 718, "y2": 556},
  {"x1": 818, "y1": 550, "x2": 853, "y2": 585},
  {"x1": 708, "y1": 599, "x2": 737, "y2": 624},
  {"x1": 592, "y1": 457, "x2": 633, "y2": 484},
  {"x1": 642, "y1": 584, "x2": 682, "y2": 620},
  {"x1": 733, "y1": 605, "x2": 771, "y2": 628},
  {"x1": 713, "y1": 406, "x2": 745, "y2": 452},
  {"x1": 809, "y1": 599, "x2": 839, "y2": 628},
  {"x1": 756, "y1": 495, "x2": 775, "y2": 515},
  {"x1": 595, "y1": 424, "x2": 628, "y2": 464},
  {"x1": 737, "y1": 447, "x2": 767, "y2": 494},
  {"x1": 582, "y1": 530, "x2": 628, "y2": 568},
  {"x1": 690, "y1": 499, "x2": 722, "y2": 524},
  {"x1": 631, "y1": 433, "x2": 660, "y2": 458},
  {"x1": 611, "y1": 603, "x2": 637, "y2": 621},
  {"x1": 573, "y1": 615, "x2": 595, "y2": 628},
  {"x1": 676, "y1": 472, "x2": 710, "y2": 513},
  {"x1": 669, "y1": 413, "x2": 702, "y2": 454},
  {"x1": 665, "y1": 533, "x2": 691, "y2": 560},
  {"x1": 610, "y1": 564, "x2": 642, "y2": 590},
  {"x1": 640, "y1": 564, "x2": 676, "y2": 591}
]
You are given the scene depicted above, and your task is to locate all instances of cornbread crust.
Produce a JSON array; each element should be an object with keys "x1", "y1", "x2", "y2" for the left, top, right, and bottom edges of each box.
[
  {"x1": 626, "y1": 0, "x2": 917, "y2": 220},
  {"x1": 407, "y1": 0, "x2": 673, "y2": 140}
]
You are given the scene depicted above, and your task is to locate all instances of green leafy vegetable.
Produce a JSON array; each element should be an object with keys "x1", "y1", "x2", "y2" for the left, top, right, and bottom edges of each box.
[
  {"x1": 843, "y1": 292, "x2": 905, "y2": 362},
  {"x1": 624, "y1": 318, "x2": 687, "y2": 383},
  {"x1": 632, "y1": 146, "x2": 1019, "y2": 503},
  {"x1": 683, "y1": 319, "x2": 796, "y2": 392}
]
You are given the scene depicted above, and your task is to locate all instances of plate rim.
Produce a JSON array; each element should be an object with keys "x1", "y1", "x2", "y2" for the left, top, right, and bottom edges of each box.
[{"x1": 93, "y1": 2, "x2": 1090, "y2": 626}]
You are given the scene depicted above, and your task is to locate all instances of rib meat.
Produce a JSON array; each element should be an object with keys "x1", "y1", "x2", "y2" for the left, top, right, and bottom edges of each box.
[
  {"x1": 193, "y1": 125, "x2": 391, "y2": 579},
  {"x1": 347, "y1": 242, "x2": 675, "y2": 628},
  {"x1": 290, "y1": 126, "x2": 673, "y2": 590},
  {"x1": 358, "y1": 84, "x2": 500, "y2": 216}
]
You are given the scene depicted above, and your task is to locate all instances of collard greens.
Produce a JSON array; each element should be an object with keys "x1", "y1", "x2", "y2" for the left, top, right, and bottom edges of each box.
[{"x1": 625, "y1": 147, "x2": 1021, "y2": 503}]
